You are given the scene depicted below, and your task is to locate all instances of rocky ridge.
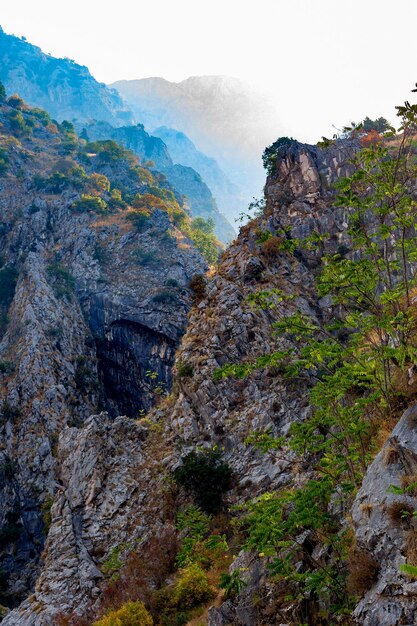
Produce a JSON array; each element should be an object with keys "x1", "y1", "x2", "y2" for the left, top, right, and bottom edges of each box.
[
  {"x1": 0, "y1": 95, "x2": 205, "y2": 614},
  {"x1": 3, "y1": 133, "x2": 417, "y2": 626}
]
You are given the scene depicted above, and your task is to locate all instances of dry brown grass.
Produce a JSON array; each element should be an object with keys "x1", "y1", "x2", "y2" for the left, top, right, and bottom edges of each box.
[
  {"x1": 406, "y1": 530, "x2": 417, "y2": 565},
  {"x1": 383, "y1": 443, "x2": 400, "y2": 466},
  {"x1": 386, "y1": 500, "x2": 415, "y2": 528},
  {"x1": 347, "y1": 547, "x2": 379, "y2": 596}
]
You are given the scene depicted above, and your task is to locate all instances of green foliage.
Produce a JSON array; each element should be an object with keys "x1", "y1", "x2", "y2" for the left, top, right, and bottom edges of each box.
[
  {"x1": 172, "y1": 564, "x2": 214, "y2": 610},
  {"x1": 102, "y1": 544, "x2": 128, "y2": 580},
  {"x1": 148, "y1": 186, "x2": 176, "y2": 203},
  {"x1": 8, "y1": 109, "x2": 33, "y2": 135},
  {"x1": 34, "y1": 164, "x2": 87, "y2": 193},
  {"x1": 0, "y1": 81, "x2": 6, "y2": 101},
  {"x1": 0, "y1": 148, "x2": 9, "y2": 175},
  {"x1": 177, "y1": 361, "x2": 193, "y2": 379},
  {"x1": 0, "y1": 266, "x2": 18, "y2": 307},
  {"x1": 109, "y1": 188, "x2": 127, "y2": 210},
  {"x1": 29, "y1": 107, "x2": 52, "y2": 126},
  {"x1": 189, "y1": 274, "x2": 206, "y2": 304},
  {"x1": 219, "y1": 569, "x2": 247, "y2": 599},
  {"x1": 215, "y1": 93, "x2": 417, "y2": 618},
  {"x1": 262, "y1": 137, "x2": 295, "y2": 174},
  {"x1": 7, "y1": 94, "x2": 26, "y2": 110},
  {"x1": 41, "y1": 496, "x2": 54, "y2": 536},
  {"x1": 186, "y1": 218, "x2": 220, "y2": 265},
  {"x1": 175, "y1": 506, "x2": 211, "y2": 567},
  {"x1": 74, "y1": 356, "x2": 98, "y2": 392},
  {"x1": 84, "y1": 140, "x2": 130, "y2": 163},
  {"x1": 93, "y1": 601, "x2": 153, "y2": 626},
  {"x1": 133, "y1": 247, "x2": 157, "y2": 266},
  {"x1": 174, "y1": 450, "x2": 232, "y2": 514},
  {"x1": 361, "y1": 116, "x2": 391, "y2": 133},
  {"x1": 400, "y1": 563, "x2": 417, "y2": 578},
  {"x1": 47, "y1": 264, "x2": 75, "y2": 300},
  {"x1": 152, "y1": 289, "x2": 178, "y2": 304},
  {"x1": 126, "y1": 209, "x2": 151, "y2": 232},
  {"x1": 72, "y1": 194, "x2": 108, "y2": 213},
  {"x1": 0, "y1": 401, "x2": 20, "y2": 423},
  {"x1": 0, "y1": 361, "x2": 14, "y2": 374}
]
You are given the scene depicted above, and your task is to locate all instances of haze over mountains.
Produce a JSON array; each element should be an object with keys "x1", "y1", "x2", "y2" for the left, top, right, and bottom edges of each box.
[
  {"x1": 113, "y1": 76, "x2": 280, "y2": 204},
  {"x1": 0, "y1": 27, "x2": 282, "y2": 240}
]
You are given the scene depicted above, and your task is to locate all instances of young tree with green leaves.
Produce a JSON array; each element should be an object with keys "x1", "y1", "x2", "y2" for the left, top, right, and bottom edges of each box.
[{"x1": 214, "y1": 91, "x2": 417, "y2": 618}]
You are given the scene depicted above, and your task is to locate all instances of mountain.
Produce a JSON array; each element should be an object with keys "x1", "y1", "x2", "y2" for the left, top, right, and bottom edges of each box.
[
  {"x1": 3, "y1": 102, "x2": 416, "y2": 625},
  {"x1": 80, "y1": 121, "x2": 235, "y2": 243},
  {"x1": 0, "y1": 28, "x2": 235, "y2": 242},
  {"x1": 0, "y1": 27, "x2": 134, "y2": 126},
  {"x1": 0, "y1": 93, "x2": 214, "y2": 612},
  {"x1": 111, "y1": 76, "x2": 280, "y2": 208},
  {"x1": 152, "y1": 126, "x2": 243, "y2": 222}
]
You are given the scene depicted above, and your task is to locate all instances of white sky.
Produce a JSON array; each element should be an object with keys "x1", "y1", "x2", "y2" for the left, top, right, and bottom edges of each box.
[{"x1": 1, "y1": 0, "x2": 417, "y2": 143}]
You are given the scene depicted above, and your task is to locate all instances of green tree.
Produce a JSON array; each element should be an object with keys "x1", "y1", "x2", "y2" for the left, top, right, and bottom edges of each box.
[{"x1": 215, "y1": 91, "x2": 417, "y2": 618}]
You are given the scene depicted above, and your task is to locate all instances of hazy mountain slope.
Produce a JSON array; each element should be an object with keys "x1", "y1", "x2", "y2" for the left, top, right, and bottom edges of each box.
[
  {"x1": 0, "y1": 27, "x2": 134, "y2": 126},
  {"x1": 111, "y1": 75, "x2": 279, "y2": 208},
  {"x1": 152, "y1": 125, "x2": 243, "y2": 222},
  {"x1": 81, "y1": 121, "x2": 235, "y2": 242}
]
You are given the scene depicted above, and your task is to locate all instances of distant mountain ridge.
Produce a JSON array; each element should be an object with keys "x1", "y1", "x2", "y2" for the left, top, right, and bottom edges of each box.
[
  {"x1": 0, "y1": 27, "x2": 134, "y2": 126},
  {"x1": 152, "y1": 126, "x2": 243, "y2": 222},
  {"x1": 0, "y1": 27, "x2": 235, "y2": 241},
  {"x1": 111, "y1": 75, "x2": 280, "y2": 203},
  {"x1": 81, "y1": 121, "x2": 235, "y2": 242}
]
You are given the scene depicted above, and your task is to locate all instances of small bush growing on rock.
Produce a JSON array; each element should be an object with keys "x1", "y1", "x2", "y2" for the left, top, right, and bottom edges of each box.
[
  {"x1": 174, "y1": 450, "x2": 232, "y2": 514},
  {"x1": 93, "y1": 601, "x2": 153, "y2": 626},
  {"x1": 386, "y1": 501, "x2": 415, "y2": 528},
  {"x1": 0, "y1": 360, "x2": 14, "y2": 374},
  {"x1": 134, "y1": 247, "x2": 157, "y2": 267},
  {"x1": 152, "y1": 289, "x2": 177, "y2": 304},
  {"x1": 177, "y1": 361, "x2": 193, "y2": 379},
  {"x1": 347, "y1": 547, "x2": 379, "y2": 596},
  {"x1": 126, "y1": 209, "x2": 151, "y2": 233},
  {"x1": 172, "y1": 564, "x2": 214, "y2": 610},
  {"x1": 0, "y1": 148, "x2": 9, "y2": 175},
  {"x1": 47, "y1": 264, "x2": 75, "y2": 300},
  {"x1": 72, "y1": 194, "x2": 107, "y2": 213},
  {"x1": 0, "y1": 401, "x2": 20, "y2": 423},
  {"x1": 189, "y1": 274, "x2": 206, "y2": 304},
  {"x1": 8, "y1": 109, "x2": 33, "y2": 135},
  {"x1": 0, "y1": 266, "x2": 18, "y2": 307},
  {"x1": 262, "y1": 136, "x2": 295, "y2": 174}
]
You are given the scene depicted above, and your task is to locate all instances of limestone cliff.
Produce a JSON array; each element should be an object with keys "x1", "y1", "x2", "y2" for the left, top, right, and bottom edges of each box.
[
  {"x1": 2, "y1": 130, "x2": 417, "y2": 626},
  {"x1": 0, "y1": 95, "x2": 205, "y2": 615}
]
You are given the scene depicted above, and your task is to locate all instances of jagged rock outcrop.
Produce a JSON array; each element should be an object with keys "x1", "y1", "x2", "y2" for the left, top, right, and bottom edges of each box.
[
  {"x1": 1, "y1": 138, "x2": 356, "y2": 624},
  {"x1": 0, "y1": 27, "x2": 133, "y2": 126},
  {"x1": 4, "y1": 131, "x2": 416, "y2": 626},
  {"x1": 352, "y1": 405, "x2": 417, "y2": 626}
]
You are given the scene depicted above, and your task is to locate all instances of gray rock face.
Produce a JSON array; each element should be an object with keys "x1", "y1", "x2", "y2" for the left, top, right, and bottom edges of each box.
[
  {"x1": 4, "y1": 129, "x2": 414, "y2": 626},
  {"x1": 351, "y1": 405, "x2": 417, "y2": 625},
  {"x1": 2, "y1": 414, "x2": 155, "y2": 625}
]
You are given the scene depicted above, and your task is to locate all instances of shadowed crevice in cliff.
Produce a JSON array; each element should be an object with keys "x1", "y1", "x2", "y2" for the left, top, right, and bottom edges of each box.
[{"x1": 95, "y1": 319, "x2": 177, "y2": 417}]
